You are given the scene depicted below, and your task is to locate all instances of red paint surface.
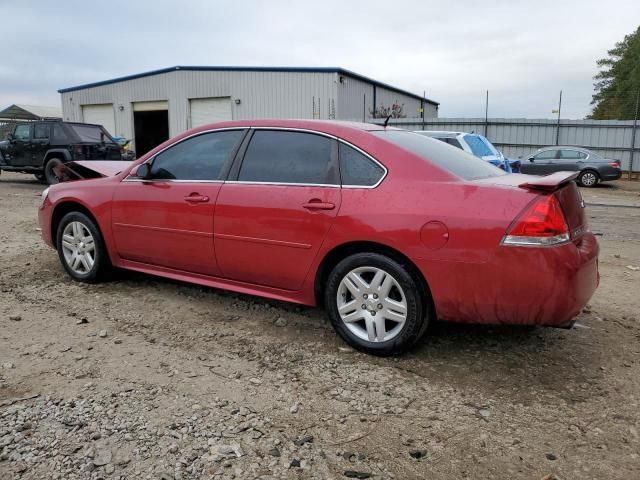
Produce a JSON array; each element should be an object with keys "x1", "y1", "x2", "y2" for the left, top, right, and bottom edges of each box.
[{"x1": 38, "y1": 120, "x2": 599, "y2": 327}]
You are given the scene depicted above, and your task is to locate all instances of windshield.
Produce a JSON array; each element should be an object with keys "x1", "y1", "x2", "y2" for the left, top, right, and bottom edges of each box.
[
  {"x1": 373, "y1": 130, "x2": 506, "y2": 181},
  {"x1": 464, "y1": 134, "x2": 500, "y2": 158},
  {"x1": 69, "y1": 124, "x2": 116, "y2": 144}
]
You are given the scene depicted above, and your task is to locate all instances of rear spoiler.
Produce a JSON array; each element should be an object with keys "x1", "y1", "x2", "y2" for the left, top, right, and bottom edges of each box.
[{"x1": 518, "y1": 171, "x2": 579, "y2": 191}]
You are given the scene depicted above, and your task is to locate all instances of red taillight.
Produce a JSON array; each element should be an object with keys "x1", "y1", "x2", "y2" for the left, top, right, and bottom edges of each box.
[
  {"x1": 609, "y1": 161, "x2": 620, "y2": 168},
  {"x1": 503, "y1": 194, "x2": 570, "y2": 246}
]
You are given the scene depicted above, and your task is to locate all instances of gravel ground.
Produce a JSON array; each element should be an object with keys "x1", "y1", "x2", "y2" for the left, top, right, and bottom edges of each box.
[{"x1": 1, "y1": 172, "x2": 639, "y2": 480}]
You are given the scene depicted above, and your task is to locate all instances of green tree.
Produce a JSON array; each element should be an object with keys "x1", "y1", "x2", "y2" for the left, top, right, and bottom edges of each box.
[{"x1": 590, "y1": 26, "x2": 640, "y2": 120}]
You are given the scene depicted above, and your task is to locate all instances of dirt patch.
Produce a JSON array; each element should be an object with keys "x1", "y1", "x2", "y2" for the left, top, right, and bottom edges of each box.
[{"x1": 1, "y1": 172, "x2": 639, "y2": 479}]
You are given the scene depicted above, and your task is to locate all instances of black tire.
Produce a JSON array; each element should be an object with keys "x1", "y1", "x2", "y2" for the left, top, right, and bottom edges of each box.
[
  {"x1": 44, "y1": 157, "x2": 64, "y2": 185},
  {"x1": 577, "y1": 170, "x2": 599, "y2": 187},
  {"x1": 324, "y1": 253, "x2": 430, "y2": 356},
  {"x1": 34, "y1": 173, "x2": 46, "y2": 184},
  {"x1": 55, "y1": 211, "x2": 110, "y2": 283}
]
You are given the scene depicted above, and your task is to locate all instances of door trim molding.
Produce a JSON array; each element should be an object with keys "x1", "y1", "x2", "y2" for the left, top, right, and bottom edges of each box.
[{"x1": 214, "y1": 233, "x2": 312, "y2": 249}]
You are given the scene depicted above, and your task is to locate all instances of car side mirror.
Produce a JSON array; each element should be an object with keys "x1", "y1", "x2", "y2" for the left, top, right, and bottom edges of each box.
[
  {"x1": 6, "y1": 133, "x2": 14, "y2": 142},
  {"x1": 134, "y1": 162, "x2": 151, "y2": 179},
  {"x1": 528, "y1": 157, "x2": 534, "y2": 162}
]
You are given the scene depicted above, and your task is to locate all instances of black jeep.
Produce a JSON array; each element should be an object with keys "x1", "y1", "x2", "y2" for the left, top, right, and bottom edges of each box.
[{"x1": 0, "y1": 121, "x2": 123, "y2": 184}]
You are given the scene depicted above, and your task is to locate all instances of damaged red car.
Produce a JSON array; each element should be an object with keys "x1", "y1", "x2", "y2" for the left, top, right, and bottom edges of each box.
[{"x1": 38, "y1": 120, "x2": 599, "y2": 355}]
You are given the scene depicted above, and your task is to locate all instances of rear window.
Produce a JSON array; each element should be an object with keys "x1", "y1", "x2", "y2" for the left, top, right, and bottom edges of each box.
[
  {"x1": 69, "y1": 124, "x2": 116, "y2": 144},
  {"x1": 372, "y1": 130, "x2": 506, "y2": 180},
  {"x1": 464, "y1": 134, "x2": 499, "y2": 157}
]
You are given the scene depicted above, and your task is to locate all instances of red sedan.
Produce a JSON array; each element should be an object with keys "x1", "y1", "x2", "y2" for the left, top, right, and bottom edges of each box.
[{"x1": 38, "y1": 120, "x2": 599, "y2": 355}]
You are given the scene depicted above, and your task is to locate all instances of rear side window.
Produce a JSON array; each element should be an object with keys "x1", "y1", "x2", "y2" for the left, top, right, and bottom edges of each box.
[
  {"x1": 239, "y1": 130, "x2": 338, "y2": 185},
  {"x1": 34, "y1": 124, "x2": 50, "y2": 139},
  {"x1": 339, "y1": 143, "x2": 385, "y2": 187},
  {"x1": 150, "y1": 130, "x2": 244, "y2": 180},
  {"x1": 559, "y1": 149, "x2": 587, "y2": 160},
  {"x1": 437, "y1": 137, "x2": 463, "y2": 149},
  {"x1": 69, "y1": 124, "x2": 116, "y2": 144},
  {"x1": 373, "y1": 130, "x2": 505, "y2": 181},
  {"x1": 52, "y1": 124, "x2": 67, "y2": 143}
]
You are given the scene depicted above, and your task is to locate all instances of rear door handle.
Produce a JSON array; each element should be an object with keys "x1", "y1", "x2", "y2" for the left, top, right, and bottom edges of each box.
[
  {"x1": 302, "y1": 200, "x2": 335, "y2": 211},
  {"x1": 184, "y1": 194, "x2": 210, "y2": 203}
]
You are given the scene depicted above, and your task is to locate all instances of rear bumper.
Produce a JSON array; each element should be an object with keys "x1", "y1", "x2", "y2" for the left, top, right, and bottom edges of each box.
[
  {"x1": 600, "y1": 169, "x2": 622, "y2": 181},
  {"x1": 418, "y1": 232, "x2": 599, "y2": 327}
]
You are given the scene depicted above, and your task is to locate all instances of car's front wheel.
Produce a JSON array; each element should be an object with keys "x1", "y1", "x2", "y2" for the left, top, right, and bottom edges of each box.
[
  {"x1": 578, "y1": 170, "x2": 599, "y2": 187},
  {"x1": 56, "y1": 212, "x2": 110, "y2": 283},
  {"x1": 324, "y1": 253, "x2": 430, "y2": 356}
]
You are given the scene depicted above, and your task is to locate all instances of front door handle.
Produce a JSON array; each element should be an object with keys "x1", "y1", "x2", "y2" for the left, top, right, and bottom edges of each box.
[
  {"x1": 302, "y1": 200, "x2": 335, "y2": 211},
  {"x1": 184, "y1": 194, "x2": 210, "y2": 203}
]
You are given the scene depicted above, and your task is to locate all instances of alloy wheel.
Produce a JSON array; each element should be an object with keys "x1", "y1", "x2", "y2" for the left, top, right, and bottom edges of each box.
[
  {"x1": 61, "y1": 221, "x2": 96, "y2": 275},
  {"x1": 580, "y1": 171, "x2": 597, "y2": 186},
  {"x1": 336, "y1": 266, "x2": 408, "y2": 342}
]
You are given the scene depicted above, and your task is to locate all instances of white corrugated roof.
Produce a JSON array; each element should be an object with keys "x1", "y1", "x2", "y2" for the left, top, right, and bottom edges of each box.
[{"x1": 0, "y1": 104, "x2": 62, "y2": 120}]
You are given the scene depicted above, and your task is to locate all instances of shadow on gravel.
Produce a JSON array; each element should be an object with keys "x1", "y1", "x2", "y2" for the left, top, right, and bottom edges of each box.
[{"x1": 394, "y1": 320, "x2": 599, "y2": 403}]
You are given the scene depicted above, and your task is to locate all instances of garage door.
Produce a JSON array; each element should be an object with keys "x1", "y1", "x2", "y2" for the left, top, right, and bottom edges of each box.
[
  {"x1": 82, "y1": 104, "x2": 115, "y2": 135},
  {"x1": 190, "y1": 97, "x2": 232, "y2": 128}
]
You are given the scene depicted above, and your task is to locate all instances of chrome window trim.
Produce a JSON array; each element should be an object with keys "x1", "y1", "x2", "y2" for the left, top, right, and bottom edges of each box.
[
  {"x1": 123, "y1": 125, "x2": 388, "y2": 189},
  {"x1": 124, "y1": 127, "x2": 248, "y2": 181},
  {"x1": 250, "y1": 126, "x2": 338, "y2": 140},
  {"x1": 224, "y1": 180, "x2": 340, "y2": 188},
  {"x1": 122, "y1": 178, "x2": 224, "y2": 184}
]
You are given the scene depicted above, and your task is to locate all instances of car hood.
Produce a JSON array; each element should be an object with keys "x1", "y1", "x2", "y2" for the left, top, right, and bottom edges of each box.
[{"x1": 58, "y1": 160, "x2": 133, "y2": 181}]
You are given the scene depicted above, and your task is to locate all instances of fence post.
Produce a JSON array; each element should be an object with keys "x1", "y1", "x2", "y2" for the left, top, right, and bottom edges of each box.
[
  {"x1": 629, "y1": 90, "x2": 639, "y2": 180},
  {"x1": 555, "y1": 90, "x2": 562, "y2": 145},
  {"x1": 422, "y1": 90, "x2": 426, "y2": 131},
  {"x1": 363, "y1": 94, "x2": 366, "y2": 123},
  {"x1": 484, "y1": 90, "x2": 489, "y2": 137}
]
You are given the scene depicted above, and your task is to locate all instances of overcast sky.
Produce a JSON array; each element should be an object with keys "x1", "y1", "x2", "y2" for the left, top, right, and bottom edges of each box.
[{"x1": 1, "y1": 0, "x2": 638, "y2": 119}]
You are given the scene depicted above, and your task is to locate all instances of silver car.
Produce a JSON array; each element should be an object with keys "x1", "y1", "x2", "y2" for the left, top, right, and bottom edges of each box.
[{"x1": 520, "y1": 146, "x2": 622, "y2": 187}]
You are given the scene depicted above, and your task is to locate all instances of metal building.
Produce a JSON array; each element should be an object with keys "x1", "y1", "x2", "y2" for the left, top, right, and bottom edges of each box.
[{"x1": 58, "y1": 66, "x2": 438, "y2": 155}]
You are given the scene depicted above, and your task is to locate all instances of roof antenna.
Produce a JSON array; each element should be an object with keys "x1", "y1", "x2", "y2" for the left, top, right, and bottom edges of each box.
[{"x1": 383, "y1": 114, "x2": 392, "y2": 128}]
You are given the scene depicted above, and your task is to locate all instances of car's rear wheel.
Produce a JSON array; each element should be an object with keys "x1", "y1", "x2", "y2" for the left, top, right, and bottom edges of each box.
[
  {"x1": 578, "y1": 170, "x2": 599, "y2": 187},
  {"x1": 325, "y1": 253, "x2": 429, "y2": 356},
  {"x1": 56, "y1": 212, "x2": 109, "y2": 283},
  {"x1": 44, "y1": 157, "x2": 64, "y2": 185}
]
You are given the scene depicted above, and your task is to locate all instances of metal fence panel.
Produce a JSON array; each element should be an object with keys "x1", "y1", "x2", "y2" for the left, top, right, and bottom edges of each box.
[{"x1": 378, "y1": 117, "x2": 639, "y2": 171}]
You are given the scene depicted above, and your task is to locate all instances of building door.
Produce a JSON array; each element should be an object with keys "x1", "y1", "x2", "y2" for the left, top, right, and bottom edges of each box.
[
  {"x1": 133, "y1": 101, "x2": 169, "y2": 157},
  {"x1": 189, "y1": 97, "x2": 232, "y2": 128},
  {"x1": 82, "y1": 104, "x2": 115, "y2": 135}
]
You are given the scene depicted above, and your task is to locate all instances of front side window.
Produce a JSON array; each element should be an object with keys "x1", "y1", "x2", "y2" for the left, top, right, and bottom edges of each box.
[
  {"x1": 559, "y1": 149, "x2": 587, "y2": 160},
  {"x1": 533, "y1": 150, "x2": 558, "y2": 160},
  {"x1": 150, "y1": 130, "x2": 245, "y2": 180},
  {"x1": 239, "y1": 130, "x2": 337, "y2": 185},
  {"x1": 14, "y1": 124, "x2": 31, "y2": 141},
  {"x1": 34, "y1": 124, "x2": 50, "y2": 139},
  {"x1": 339, "y1": 143, "x2": 385, "y2": 187}
]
